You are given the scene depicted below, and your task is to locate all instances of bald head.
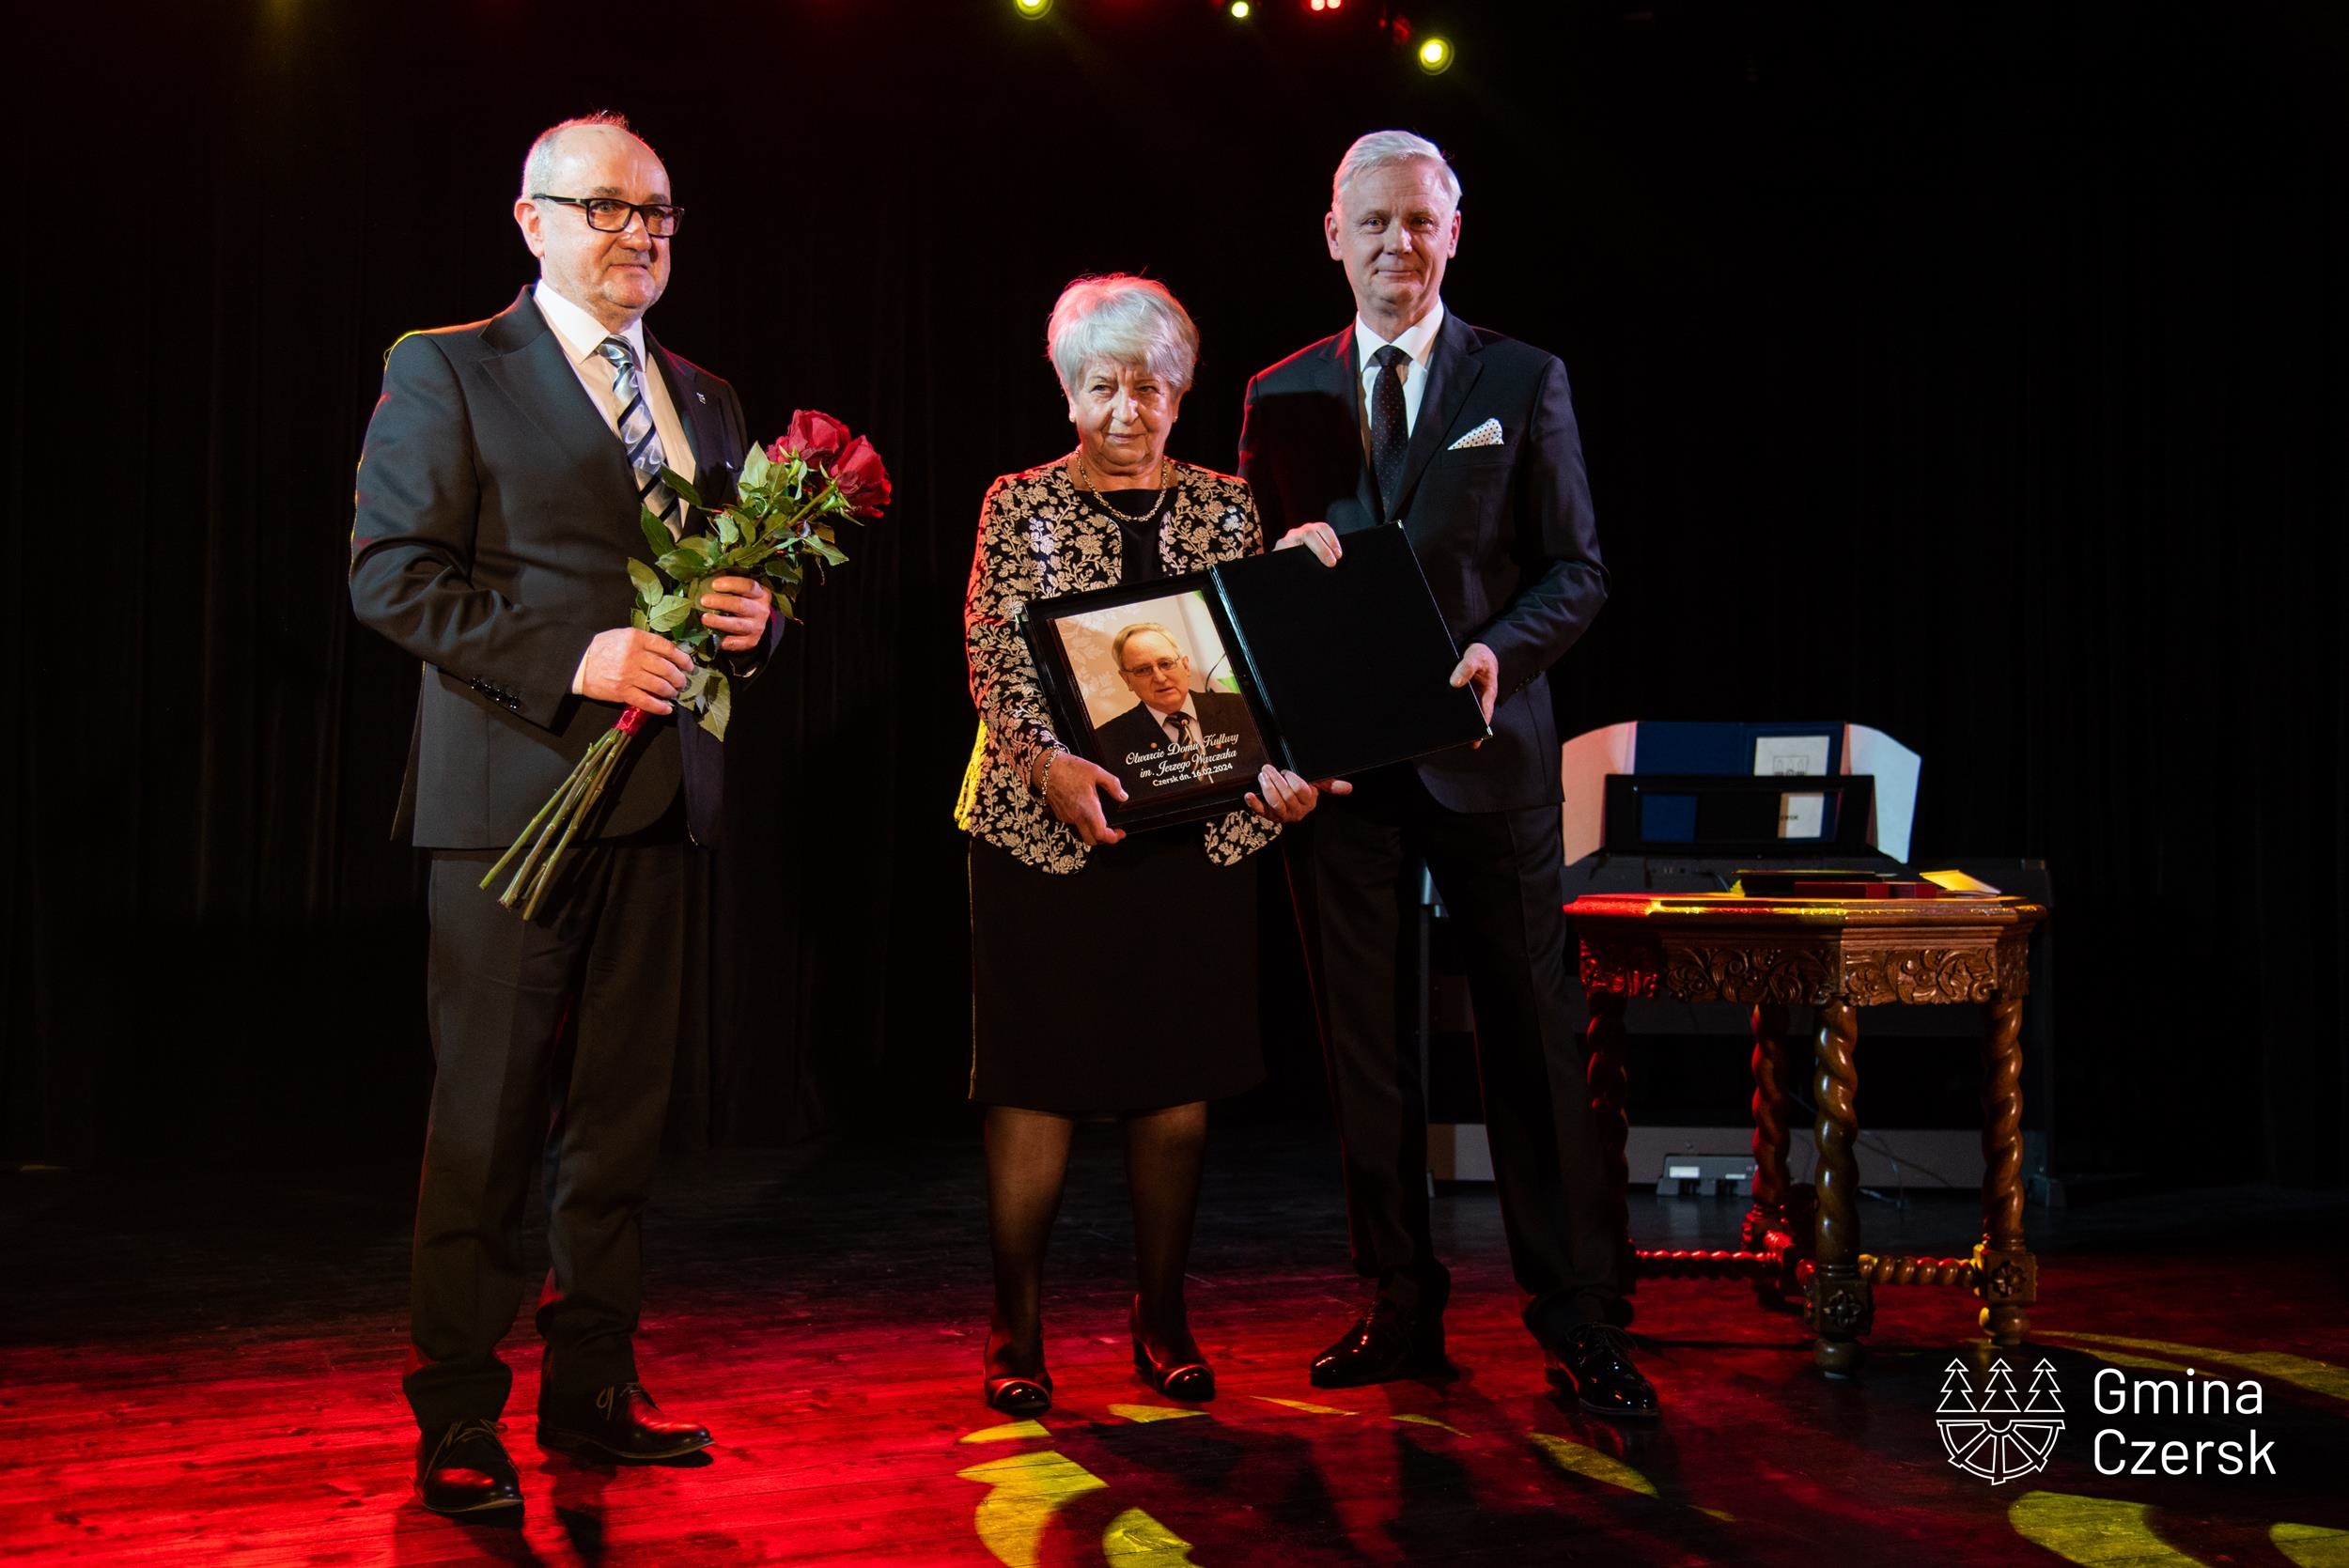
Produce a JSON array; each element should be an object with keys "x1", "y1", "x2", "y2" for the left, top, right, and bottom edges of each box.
[
  {"x1": 514, "y1": 114, "x2": 676, "y2": 333},
  {"x1": 521, "y1": 113, "x2": 659, "y2": 199}
]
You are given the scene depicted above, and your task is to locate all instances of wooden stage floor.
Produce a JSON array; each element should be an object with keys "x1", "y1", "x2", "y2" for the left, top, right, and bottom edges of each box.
[{"x1": 4, "y1": 1124, "x2": 2346, "y2": 1566}]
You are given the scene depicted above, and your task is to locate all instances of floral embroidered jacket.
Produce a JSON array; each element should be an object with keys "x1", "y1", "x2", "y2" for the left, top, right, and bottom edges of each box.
[{"x1": 956, "y1": 459, "x2": 1281, "y2": 874}]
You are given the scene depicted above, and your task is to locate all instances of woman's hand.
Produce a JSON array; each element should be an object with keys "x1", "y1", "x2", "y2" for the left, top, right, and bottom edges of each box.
[
  {"x1": 1038, "y1": 750, "x2": 1128, "y2": 846},
  {"x1": 1245, "y1": 766, "x2": 1352, "y2": 823},
  {"x1": 1274, "y1": 521, "x2": 1343, "y2": 567}
]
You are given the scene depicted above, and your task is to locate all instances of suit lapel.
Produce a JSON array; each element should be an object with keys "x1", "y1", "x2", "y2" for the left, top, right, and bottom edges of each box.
[
  {"x1": 478, "y1": 287, "x2": 635, "y2": 499},
  {"x1": 646, "y1": 333, "x2": 741, "y2": 507},
  {"x1": 1389, "y1": 312, "x2": 1484, "y2": 523},
  {"x1": 1311, "y1": 328, "x2": 1384, "y2": 534}
]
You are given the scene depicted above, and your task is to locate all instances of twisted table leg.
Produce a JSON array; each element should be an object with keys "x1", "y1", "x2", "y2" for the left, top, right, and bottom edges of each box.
[
  {"x1": 1586, "y1": 988, "x2": 1635, "y2": 1294},
  {"x1": 1809, "y1": 995, "x2": 1871, "y2": 1375},
  {"x1": 1747, "y1": 1003, "x2": 1795, "y2": 1307},
  {"x1": 1977, "y1": 990, "x2": 2035, "y2": 1346}
]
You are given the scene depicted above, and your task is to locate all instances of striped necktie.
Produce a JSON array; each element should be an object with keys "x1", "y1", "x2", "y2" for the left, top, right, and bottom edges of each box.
[
  {"x1": 1165, "y1": 711, "x2": 1197, "y2": 776},
  {"x1": 597, "y1": 336, "x2": 681, "y2": 537}
]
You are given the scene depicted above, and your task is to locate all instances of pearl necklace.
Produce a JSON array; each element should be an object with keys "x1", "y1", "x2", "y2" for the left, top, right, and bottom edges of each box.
[{"x1": 1071, "y1": 451, "x2": 1174, "y2": 527}]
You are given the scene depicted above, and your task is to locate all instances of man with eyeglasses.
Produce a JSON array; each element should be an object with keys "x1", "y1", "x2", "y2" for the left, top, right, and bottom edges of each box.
[
  {"x1": 350, "y1": 113, "x2": 779, "y2": 1516},
  {"x1": 1093, "y1": 622, "x2": 1268, "y2": 799}
]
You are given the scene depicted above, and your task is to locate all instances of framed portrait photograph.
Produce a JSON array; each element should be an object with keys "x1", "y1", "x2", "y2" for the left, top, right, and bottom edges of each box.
[
  {"x1": 1023, "y1": 578, "x2": 1275, "y2": 830},
  {"x1": 1021, "y1": 528, "x2": 1492, "y2": 832}
]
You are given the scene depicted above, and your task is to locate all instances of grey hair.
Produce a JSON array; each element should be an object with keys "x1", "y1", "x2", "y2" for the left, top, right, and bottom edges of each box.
[
  {"x1": 1112, "y1": 622, "x2": 1186, "y2": 668},
  {"x1": 1047, "y1": 275, "x2": 1200, "y2": 397},
  {"x1": 1330, "y1": 130, "x2": 1462, "y2": 211},
  {"x1": 521, "y1": 112, "x2": 651, "y2": 198}
]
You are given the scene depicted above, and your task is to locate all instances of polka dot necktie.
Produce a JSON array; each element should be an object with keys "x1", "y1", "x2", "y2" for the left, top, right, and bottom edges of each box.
[
  {"x1": 598, "y1": 336, "x2": 681, "y2": 538},
  {"x1": 1369, "y1": 343, "x2": 1410, "y2": 519}
]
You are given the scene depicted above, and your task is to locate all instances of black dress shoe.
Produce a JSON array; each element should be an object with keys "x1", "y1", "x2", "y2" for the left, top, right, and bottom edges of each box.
[
  {"x1": 983, "y1": 1326, "x2": 1052, "y2": 1417},
  {"x1": 1545, "y1": 1325, "x2": 1660, "y2": 1419},
  {"x1": 1309, "y1": 1301, "x2": 1447, "y2": 1389},
  {"x1": 537, "y1": 1383, "x2": 712, "y2": 1461},
  {"x1": 1129, "y1": 1297, "x2": 1215, "y2": 1403},
  {"x1": 415, "y1": 1418, "x2": 523, "y2": 1515}
]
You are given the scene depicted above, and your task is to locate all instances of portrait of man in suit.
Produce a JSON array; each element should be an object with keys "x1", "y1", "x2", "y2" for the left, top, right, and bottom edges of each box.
[
  {"x1": 348, "y1": 113, "x2": 782, "y2": 1515},
  {"x1": 1237, "y1": 129, "x2": 1657, "y2": 1419},
  {"x1": 1090, "y1": 621, "x2": 1269, "y2": 802}
]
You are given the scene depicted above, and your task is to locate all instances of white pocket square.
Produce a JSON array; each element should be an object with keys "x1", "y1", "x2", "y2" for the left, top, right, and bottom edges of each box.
[{"x1": 1448, "y1": 418, "x2": 1503, "y2": 450}]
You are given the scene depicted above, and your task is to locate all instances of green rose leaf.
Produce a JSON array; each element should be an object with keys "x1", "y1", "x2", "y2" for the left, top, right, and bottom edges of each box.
[
  {"x1": 648, "y1": 592, "x2": 692, "y2": 632},
  {"x1": 658, "y1": 465, "x2": 705, "y2": 510},
  {"x1": 657, "y1": 538, "x2": 718, "y2": 580},
  {"x1": 713, "y1": 508, "x2": 740, "y2": 547},
  {"x1": 627, "y1": 558, "x2": 662, "y2": 603},
  {"x1": 639, "y1": 508, "x2": 674, "y2": 561},
  {"x1": 630, "y1": 606, "x2": 651, "y2": 631},
  {"x1": 697, "y1": 673, "x2": 733, "y2": 741},
  {"x1": 740, "y1": 444, "x2": 772, "y2": 491}
]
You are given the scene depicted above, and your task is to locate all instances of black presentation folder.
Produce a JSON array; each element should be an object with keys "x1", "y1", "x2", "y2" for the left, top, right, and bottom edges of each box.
[{"x1": 1021, "y1": 525, "x2": 1490, "y2": 831}]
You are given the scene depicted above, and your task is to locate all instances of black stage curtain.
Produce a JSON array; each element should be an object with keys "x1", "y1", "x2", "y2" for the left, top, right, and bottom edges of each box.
[{"x1": 5, "y1": 1, "x2": 2342, "y2": 1184}]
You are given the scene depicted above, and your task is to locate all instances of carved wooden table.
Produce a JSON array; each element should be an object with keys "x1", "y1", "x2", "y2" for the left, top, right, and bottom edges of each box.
[{"x1": 1563, "y1": 892, "x2": 2047, "y2": 1376}]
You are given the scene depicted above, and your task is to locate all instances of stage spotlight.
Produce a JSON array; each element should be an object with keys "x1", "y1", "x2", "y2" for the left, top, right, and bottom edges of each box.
[
  {"x1": 1417, "y1": 35, "x2": 1454, "y2": 73},
  {"x1": 1310, "y1": 0, "x2": 1344, "y2": 11},
  {"x1": 1231, "y1": 0, "x2": 1251, "y2": 15},
  {"x1": 1015, "y1": 0, "x2": 1050, "y2": 17}
]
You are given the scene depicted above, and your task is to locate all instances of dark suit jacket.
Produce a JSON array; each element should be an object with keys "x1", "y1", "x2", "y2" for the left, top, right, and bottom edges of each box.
[
  {"x1": 1238, "y1": 312, "x2": 1607, "y2": 814},
  {"x1": 1093, "y1": 687, "x2": 1270, "y2": 801},
  {"x1": 350, "y1": 287, "x2": 771, "y2": 848}
]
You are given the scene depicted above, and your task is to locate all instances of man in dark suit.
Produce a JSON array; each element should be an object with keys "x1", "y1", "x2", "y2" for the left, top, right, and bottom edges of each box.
[
  {"x1": 1091, "y1": 622, "x2": 1270, "y2": 800},
  {"x1": 350, "y1": 114, "x2": 780, "y2": 1514},
  {"x1": 1238, "y1": 131, "x2": 1656, "y2": 1417}
]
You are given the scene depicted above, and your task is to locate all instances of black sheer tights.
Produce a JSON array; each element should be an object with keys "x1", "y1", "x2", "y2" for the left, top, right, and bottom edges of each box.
[{"x1": 983, "y1": 1101, "x2": 1209, "y2": 1368}]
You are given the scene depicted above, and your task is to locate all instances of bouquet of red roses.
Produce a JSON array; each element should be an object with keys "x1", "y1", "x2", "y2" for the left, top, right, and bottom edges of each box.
[{"x1": 483, "y1": 411, "x2": 891, "y2": 918}]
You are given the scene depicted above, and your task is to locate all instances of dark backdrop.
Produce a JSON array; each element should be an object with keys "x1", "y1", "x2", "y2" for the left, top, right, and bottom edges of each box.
[{"x1": 5, "y1": 0, "x2": 2342, "y2": 1185}]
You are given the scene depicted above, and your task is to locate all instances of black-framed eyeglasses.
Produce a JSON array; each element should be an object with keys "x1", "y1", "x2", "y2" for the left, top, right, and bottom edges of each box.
[
  {"x1": 1121, "y1": 658, "x2": 1187, "y2": 678},
  {"x1": 530, "y1": 194, "x2": 684, "y2": 237}
]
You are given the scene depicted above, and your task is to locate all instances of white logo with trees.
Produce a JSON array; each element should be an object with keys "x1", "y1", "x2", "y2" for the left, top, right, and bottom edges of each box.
[{"x1": 1937, "y1": 1358, "x2": 2064, "y2": 1483}]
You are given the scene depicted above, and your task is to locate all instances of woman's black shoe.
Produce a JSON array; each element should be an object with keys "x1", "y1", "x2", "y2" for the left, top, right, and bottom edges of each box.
[
  {"x1": 1128, "y1": 1297, "x2": 1215, "y2": 1403},
  {"x1": 984, "y1": 1326, "x2": 1053, "y2": 1416}
]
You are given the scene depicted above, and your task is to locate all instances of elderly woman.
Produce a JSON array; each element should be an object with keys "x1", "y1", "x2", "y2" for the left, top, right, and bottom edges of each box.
[{"x1": 956, "y1": 275, "x2": 1332, "y2": 1415}]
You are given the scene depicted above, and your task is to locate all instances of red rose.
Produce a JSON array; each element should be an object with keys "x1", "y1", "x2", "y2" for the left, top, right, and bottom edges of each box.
[
  {"x1": 767, "y1": 408, "x2": 851, "y2": 467},
  {"x1": 831, "y1": 435, "x2": 893, "y2": 520}
]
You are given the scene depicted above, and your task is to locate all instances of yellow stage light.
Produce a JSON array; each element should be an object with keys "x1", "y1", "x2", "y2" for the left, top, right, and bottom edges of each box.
[
  {"x1": 1015, "y1": 0, "x2": 1051, "y2": 17},
  {"x1": 1231, "y1": 0, "x2": 1251, "y2": 14},
  {"x1": 1417, "y1": 36, "x2": 1454, "y2": 73}
]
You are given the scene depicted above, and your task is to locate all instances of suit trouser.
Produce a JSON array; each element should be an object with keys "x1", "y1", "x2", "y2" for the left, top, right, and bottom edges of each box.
[
  {"x1": 404, "y1": 837, "x2": 685, "y2": 1431},
  {"x1": 1285, "y1": 765, "x2": 1624, "y2": 1336}
]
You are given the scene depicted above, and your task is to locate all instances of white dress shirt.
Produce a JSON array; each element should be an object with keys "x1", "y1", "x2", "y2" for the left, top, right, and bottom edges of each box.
[
  {"x1": 532, "y1": 280, "x2": 697, "y2": 499},
  {"x1": 1352, "y1": 299, "x2": 1448, "y2": 449},
  {"x1": 533, "y1": 281, "x2": 700, "y2": 694}
]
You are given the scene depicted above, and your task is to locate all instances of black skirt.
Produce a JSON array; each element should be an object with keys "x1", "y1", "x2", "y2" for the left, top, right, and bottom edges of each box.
[{"x1": 968, "y1": 831, "x2": 1263, "y2": 1115}]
